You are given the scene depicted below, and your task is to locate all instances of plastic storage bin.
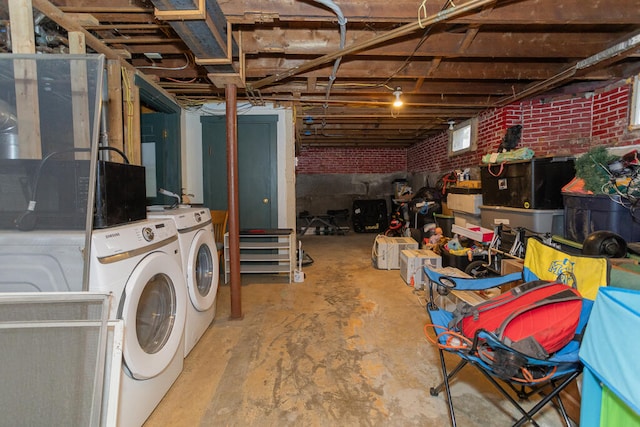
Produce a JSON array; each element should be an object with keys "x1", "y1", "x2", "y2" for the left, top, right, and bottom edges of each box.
[
  {"x1": 434, "y1": 213, "x2": 455, "y2": 238},
  {"x1": 451, "y1": 223, "x2": 494, "y2": 242},
  {"x1": 480, "y1": 157, "x2": 575, "y2": 209},
  {"x1": 353, "y1": 199, "x2": 387, "y2": 233},
  {"x1": 440, "y1": 249, "x2": 484, "y2": 271},
  {"x1": 563, "y1": 193, "x2": 640, "y2": 243},
  {"x1": 480, "y1": 205, "x2": 564, "y2": 235}
]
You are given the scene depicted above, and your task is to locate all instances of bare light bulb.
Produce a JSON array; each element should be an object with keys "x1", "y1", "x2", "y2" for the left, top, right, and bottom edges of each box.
[{"x1": 392, "y1": 88, "x2": 403, "y2": 108}]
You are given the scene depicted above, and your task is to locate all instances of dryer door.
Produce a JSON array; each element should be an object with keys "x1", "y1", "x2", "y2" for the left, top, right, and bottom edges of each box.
[
  {"x1": 187, "y1": 228, "x2": 219, "y2": 311},
  {"x1": 121, "y1": 252, "x2": 186, "y2": 380}
]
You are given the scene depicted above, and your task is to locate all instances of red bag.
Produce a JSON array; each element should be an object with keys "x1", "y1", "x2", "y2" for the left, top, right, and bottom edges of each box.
[{"x1": 452, "y1": 280, "x2": 582, "y2": 359}]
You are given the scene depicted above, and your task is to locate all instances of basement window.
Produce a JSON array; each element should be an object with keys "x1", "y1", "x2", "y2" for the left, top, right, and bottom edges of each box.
[
  {"x1": 630, "y1": 75, "x2": 640, "y2": 129},
  {"x1": 449, "y1": 118, "x2": 478, "y2": 156}
]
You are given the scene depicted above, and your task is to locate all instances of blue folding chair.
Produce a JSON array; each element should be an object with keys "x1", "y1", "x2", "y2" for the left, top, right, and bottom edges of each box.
[{"x1": 423, "y1": 237, "x2": 610, "y2": 427}]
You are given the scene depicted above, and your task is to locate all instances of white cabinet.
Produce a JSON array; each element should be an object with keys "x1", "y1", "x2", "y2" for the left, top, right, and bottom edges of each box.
[{"x1": 224, "y1": 229, "x2": 294, "y2": 283}]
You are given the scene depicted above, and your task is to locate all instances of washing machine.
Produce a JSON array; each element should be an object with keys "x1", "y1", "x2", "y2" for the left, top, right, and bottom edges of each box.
[
  {"x1": 89, "y1": 218, "x2": 186, "y2": 427},
  {"x1": 147, "y1": 206, "x2": 219, "y2": 357},
  {"x1": 0, "y1": 230, "x2": 86, "y2": 292}
]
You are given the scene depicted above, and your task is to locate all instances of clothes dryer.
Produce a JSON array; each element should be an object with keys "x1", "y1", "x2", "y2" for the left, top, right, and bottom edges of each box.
[
  {"x1": 147, "y1": 206, "x2": 219, "y2": 356},
  {"x1": 89, "y1": 218, "x2": 186, "y2": 427}
]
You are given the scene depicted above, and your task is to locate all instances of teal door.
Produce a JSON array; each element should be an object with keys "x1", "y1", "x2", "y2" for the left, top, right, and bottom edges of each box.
[{"x1": 201, "y1": 115, "x2": 278, "y2": 229}]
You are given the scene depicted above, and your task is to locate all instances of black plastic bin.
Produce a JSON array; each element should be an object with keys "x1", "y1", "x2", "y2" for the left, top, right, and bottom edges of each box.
[
  {"x1": 352, "y1": 199, "x2": 388, "y2": 233},
  {"x1": 563, "y1": 193, "x2": 640, "y2": 243},
  {"x1": 434, "y1": 213, "x2": 454, "y2": 238},
  {"x1": 481, "y1": 157, "x2": 575, "y2": 209},
  {"x1": 441, "y1": 248, "x2": 485, "y2": 271}
]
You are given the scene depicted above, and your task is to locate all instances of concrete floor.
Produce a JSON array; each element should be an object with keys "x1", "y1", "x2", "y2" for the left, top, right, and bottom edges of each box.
[{"x1": 145, "y1": 232, "x2": 571, "y2": 427}]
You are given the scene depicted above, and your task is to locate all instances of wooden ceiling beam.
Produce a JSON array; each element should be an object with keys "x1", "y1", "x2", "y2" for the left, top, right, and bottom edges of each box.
[
  {"x1": 244, "y1": 59, "x2": 579, "y2": 80},
  {"x1": 218, "y1": 0, "x2": 640, "y2": 25},
  {"x1": 83, "y1": 23, "x2": 169, "y2": 30},
  {"x1": 241, "y1": 29, "x2": 625, "y2": 58},
  {"x1": 99, "y1": 36, "x2": 182, "y2": 44},
  {"x1": 248, "y1": 0, "x2": 502, "y2": 90}
]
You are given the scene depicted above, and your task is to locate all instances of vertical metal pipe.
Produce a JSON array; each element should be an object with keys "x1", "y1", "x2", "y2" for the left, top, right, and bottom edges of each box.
[{"x1": 226, "y1": 84, "x2": 242, "y2": 319}]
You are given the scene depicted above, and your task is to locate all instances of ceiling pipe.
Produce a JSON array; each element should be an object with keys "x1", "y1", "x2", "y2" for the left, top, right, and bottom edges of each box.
[
  {"x1": 32, "y1": 0, "x2": 122, "y2": 60},
  {"x1": 496, "y1": 30, "x2": 640, "y2": 107},
  {"x1": 248, "y1": 0, "x2": 502, "y2": 91},
  {"x1": 307, "y1": 0, "x2": 347, "y2": 108}
]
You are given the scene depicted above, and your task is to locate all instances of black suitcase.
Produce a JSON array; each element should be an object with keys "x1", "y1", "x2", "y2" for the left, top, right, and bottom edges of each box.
[{"x1": 352, "y1": 199, "x2": 387, "y2": 233}]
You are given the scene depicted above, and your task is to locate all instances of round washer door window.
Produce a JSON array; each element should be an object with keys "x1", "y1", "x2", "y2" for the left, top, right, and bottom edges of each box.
[
  {"x1": 187, "y1": 229, "x2": 219, "y2": 311},
  {"x1": 121, "y1": 251, "x2": 186, "y2": 380},
  {"x1": 137, "y1": 272, "x2": 176, "y2": 354}
]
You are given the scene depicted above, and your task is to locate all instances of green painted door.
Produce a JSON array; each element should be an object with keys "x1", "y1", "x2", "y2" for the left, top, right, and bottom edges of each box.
[{"x1": 201, "y1": 115, "x2": 278, "y2": 229}]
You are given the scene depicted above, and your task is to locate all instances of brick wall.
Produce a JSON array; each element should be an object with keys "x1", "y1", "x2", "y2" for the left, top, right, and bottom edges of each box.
[
  {"x1": 408, "y1": 80, "x2": 640, "y2": 174},
  {"x1": 296, "y1": 79, "x2": 640, "y2": 176},
  {"x1": 296, "y1": 146, "x2": 407, "y2": 174}
]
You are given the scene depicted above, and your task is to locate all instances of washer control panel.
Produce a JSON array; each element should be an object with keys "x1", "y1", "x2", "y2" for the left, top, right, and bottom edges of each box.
[{"x1": 91, "y1": 219, "x2": 178, "y2": 256}]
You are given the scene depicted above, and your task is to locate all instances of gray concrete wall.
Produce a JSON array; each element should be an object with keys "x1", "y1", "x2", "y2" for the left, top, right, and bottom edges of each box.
[{"x1": 296, "y1": 173, "x2": 409, "y2": 217}]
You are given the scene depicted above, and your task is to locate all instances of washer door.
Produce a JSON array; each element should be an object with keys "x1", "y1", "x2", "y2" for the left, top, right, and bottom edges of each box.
[
  {"x1": 187, "y1": 229, "x2": 219, "y2": 311},
  {"x1": 121, "y1": 252, "x2": 186, "y2": 380}
]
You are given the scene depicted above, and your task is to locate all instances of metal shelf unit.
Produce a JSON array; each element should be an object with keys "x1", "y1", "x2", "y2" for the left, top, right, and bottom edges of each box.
[{"x1": 224, "y1": 229, "x2": 294, "y2": 283}]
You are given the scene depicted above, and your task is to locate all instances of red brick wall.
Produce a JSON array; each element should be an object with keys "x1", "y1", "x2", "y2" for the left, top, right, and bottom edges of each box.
[
  {"x1": 296, "y1": 146, "x2": 407, "y2": 174},
  {"x1": 296, "y1": 79, "x2": 640, "y2": 175},
  {"x1": 408, "y1": 80, "x2": 640, "y2": 173}
]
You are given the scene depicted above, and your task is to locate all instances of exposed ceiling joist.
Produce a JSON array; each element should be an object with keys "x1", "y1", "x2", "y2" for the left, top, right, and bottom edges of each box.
[{"x1": 13, "y1": 0, "x2": 639, "y2": 148}]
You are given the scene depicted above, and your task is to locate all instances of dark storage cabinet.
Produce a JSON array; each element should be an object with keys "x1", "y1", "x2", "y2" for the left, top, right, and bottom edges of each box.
[
  {"x1": 481, "y1": 157, "x2": 575, "y2": 209},
  {"x1": 352, "y1": 199, "x2": 387, "y2": 233},
  {"x1": 563, "y1": 193, "x2": 640, "y2": 243}
]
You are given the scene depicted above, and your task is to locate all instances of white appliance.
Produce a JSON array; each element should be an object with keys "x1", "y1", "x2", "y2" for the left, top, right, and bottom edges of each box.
[
  {"x1": 89, "y1": 218, "x2": 187, "y2": 427},
  {"x1": 372, "y1": 235, "x2": 419, "y2": 270},
  {"x1": 0, "y1": 230, "x2": 86, "y2": 292},
  {"x1": 147, "y1": 206, "x2": 219, "y2": 357},
  {"x1": 399, "y1": 249, "x2": 442, "y2": 289}
]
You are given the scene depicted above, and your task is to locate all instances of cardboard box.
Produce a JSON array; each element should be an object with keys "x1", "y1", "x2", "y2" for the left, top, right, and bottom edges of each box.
[{"x1": 447, "y1": 193, "x2": 483, "y2": 215}]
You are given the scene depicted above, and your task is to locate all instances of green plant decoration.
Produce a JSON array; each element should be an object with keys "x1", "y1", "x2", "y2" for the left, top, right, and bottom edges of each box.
[{"x1": 574, "y1": 146, "x2": 620, "y2": 194}]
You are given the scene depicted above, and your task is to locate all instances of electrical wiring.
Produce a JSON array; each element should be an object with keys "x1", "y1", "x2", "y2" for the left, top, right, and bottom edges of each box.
[
  {"x1": 378, "y1": 0, "x2": 454, "y2": 90},
  {"x1": 164, "y1": 77, "x2": 197, "y2": 83},
  {"x1": 135, "y1": 53, "x2": 190, "y2": 71},
  {"x1": 419, "y1": 0, "x2": 457, "y2": 28}
]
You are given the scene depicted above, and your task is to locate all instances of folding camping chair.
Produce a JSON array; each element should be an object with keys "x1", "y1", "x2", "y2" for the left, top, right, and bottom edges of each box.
[{"x1": 423, "y1": 237, "x2": 610, "y2": 427}]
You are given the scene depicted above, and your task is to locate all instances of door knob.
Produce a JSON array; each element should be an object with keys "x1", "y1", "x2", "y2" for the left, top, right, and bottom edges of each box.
[{"x1": 263, "y1": 198, "x2": 269, "y2": 204}]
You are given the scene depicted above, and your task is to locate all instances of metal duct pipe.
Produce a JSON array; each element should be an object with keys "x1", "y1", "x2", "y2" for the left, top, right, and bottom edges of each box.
[
  {"x1": 308, "y1": 0, "x2": 347, "y2": 106},
  {"x1": 0, "y1": 99, "x2": 19, "y2": 159}
]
